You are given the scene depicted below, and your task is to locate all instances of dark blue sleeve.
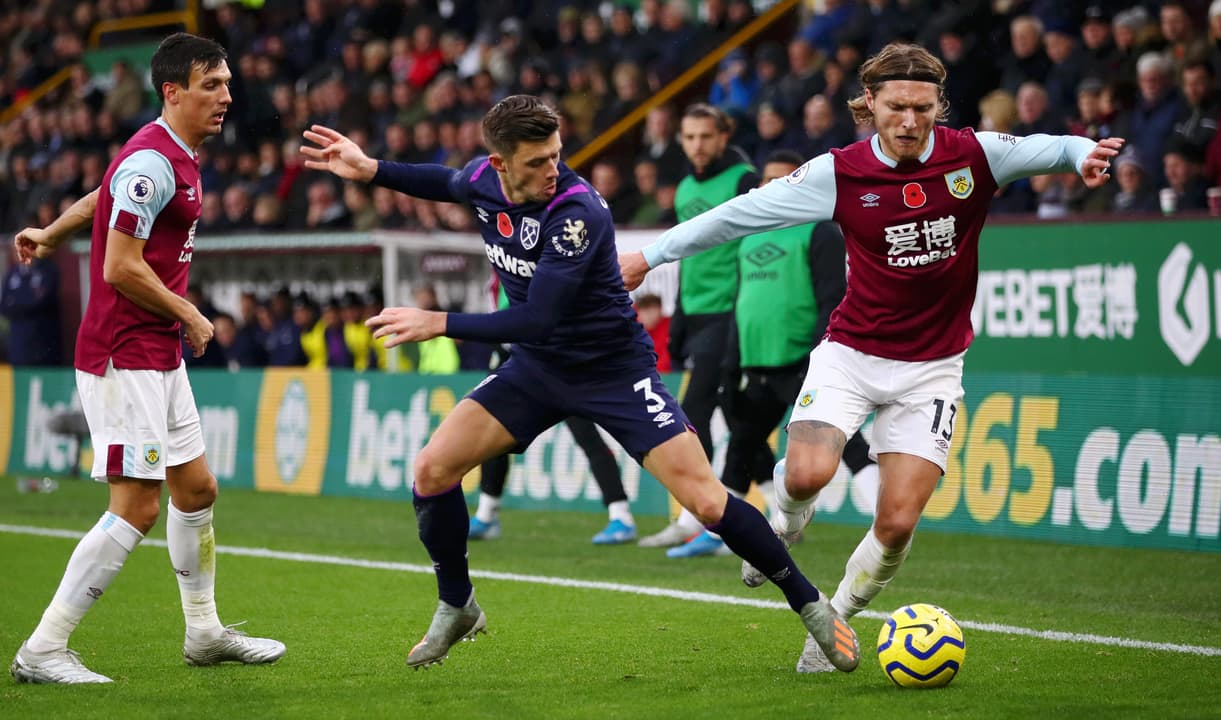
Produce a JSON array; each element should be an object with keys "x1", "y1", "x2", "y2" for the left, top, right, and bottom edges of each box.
[
  {"x1": 371, "y1": 161, "x2": 468, "y2": 203},
  {"x1": 444, "y1": 199, "x2": 602, "y2": 344}
]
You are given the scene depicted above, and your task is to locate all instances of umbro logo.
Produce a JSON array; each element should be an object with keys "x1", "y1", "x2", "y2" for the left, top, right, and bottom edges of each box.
[
  {"x1": 653, "y1": 411, "x2": 674, "y2": 428},
  {"x1": 860, "y1": 193, "x2": 880, "y2": 207}
]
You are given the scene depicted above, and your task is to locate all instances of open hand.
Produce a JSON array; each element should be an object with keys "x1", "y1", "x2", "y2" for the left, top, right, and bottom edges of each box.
[
  {"x1": 366, "y1": 306, "x2": 446, "y2": 348},
  {"x1": 300, "y1": 125, "x2": 379, "y2": 182}
]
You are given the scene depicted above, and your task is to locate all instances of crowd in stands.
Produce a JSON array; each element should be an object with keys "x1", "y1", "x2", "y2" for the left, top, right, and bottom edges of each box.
[{"x1": 2, "y1": 0, "x2": 1221, "y2": 366}]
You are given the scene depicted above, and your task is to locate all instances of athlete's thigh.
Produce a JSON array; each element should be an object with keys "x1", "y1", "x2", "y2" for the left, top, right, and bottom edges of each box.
[
  {"x1": 77, "y1": 363, "x2": 171, "y2": 482},
  {"x1": 464, "y1": 358, "x2": 566, "y2": 454},
  {"x1": 165, "y1": 362, "x2": 205, "y2": 469},
  {"x1": 871, "y1": 352, "x2": 965, "y2": 473},
  {"x1": 575, "y1": 366, "x2": 690, "y2": 466},
  {"x1": 788, "y1": 341, "x2": 876, "y2": 439},
  {"x1": 424, "y1": 397, "x2": 520, "y2": 475}
]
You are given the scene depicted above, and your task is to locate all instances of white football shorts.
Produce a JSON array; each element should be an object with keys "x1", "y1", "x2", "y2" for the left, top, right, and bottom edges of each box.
[
  {"x1": 789, "y1": 340, "x2": 965, "y2": 472},
  {"x1": 76, "y1": 360, "x2": 205, "y2": 481}
]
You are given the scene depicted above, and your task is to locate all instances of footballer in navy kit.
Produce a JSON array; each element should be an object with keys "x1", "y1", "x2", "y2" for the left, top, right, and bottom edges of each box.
[{"x1": 301, "y1": 95, "x2": 861, "y2": 675}]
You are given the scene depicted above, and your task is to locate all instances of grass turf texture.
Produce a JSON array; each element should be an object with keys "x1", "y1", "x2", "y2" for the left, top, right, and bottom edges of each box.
[{"x1": 2, "y1": 476, "x2": 1219, "y2": 719}]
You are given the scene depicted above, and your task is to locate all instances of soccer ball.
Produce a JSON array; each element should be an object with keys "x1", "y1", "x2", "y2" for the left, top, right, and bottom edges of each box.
[{"x1": 876, "y1": 603, "x2": 965, "y2": 688}]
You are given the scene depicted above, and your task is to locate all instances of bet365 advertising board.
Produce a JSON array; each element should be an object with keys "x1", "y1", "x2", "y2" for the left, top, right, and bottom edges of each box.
[{"x1": 2, "y1": 220, "x2": 1217, "y2": 552}]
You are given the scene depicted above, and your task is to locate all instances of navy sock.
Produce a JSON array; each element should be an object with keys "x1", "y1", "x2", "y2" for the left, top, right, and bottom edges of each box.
[
  {"x1": 710, "y1": 494, "x2": 820, "y2": 612},
  {"x1": 413, "y1": 483, "x2": 473, "y2": 608}
]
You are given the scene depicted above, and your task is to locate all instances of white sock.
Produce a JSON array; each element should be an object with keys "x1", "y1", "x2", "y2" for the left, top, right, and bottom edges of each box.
[
  {"x1": 27, "y1": 512, "x2": 143, "y2": 654},
  {"x1": 772, "y1": 460, "x2": 817, "y2": 536},
  {"x1": 475, "y1": 493, "x2": 501, "y2": 524},
  {"x1": 756, "y1": 480, "x2": 776, "y2": 519},
  {"x1": 675, "y1": 507, "x2": 702, "y2": 534},
  {"x1": 168, "y1": 503, "x2": 224, "y2": 642},
  {"x1": 830, "y1": 529, "x2": 911, "y2": 619},
  {"x1": 606, "y1": 500, "x2": 633, "y2": 526}
]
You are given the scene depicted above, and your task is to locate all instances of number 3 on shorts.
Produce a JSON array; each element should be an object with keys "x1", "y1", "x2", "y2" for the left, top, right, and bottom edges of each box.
[{"x1": 634, "y1": 377, "x2": 665, "y2": 414}]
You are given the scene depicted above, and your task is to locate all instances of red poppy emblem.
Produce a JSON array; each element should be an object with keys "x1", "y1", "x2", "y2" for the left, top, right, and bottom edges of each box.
[
  {"x1": 497, "y1": 212, "x2": 513, "y2": 238},
  {"x1": 903, "y1": 182, "x2": 927, "y2": 209}
]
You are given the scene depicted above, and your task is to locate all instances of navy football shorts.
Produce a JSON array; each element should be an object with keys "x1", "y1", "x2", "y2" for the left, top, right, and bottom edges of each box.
[{"x1": 466, "y1": 356, "x2": 691, "y2": 464}]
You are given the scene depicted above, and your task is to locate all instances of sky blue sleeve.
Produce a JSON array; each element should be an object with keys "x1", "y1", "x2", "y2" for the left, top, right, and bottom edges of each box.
[
  {"x1": 642, "y1": 153, "x2": 837, "y2": 268},
  {"x1": 977, "y1": 132, "x2": 1097, "y2": 187},
  {"x1": 108, "y1": 149, "x2": 175, "y2": 239}
]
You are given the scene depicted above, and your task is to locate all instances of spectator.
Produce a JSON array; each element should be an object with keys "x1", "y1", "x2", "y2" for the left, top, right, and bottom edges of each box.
[
  {"x1": 709, "y1": 48, "x2": 759, "y2": 119},
  {"x1": 230, "y1": 291, "x2": 268, "y2": 367},
  {"x1": 635, "y1": 293, "x2": 671, "y2": 372},
  {"x1": 752, "y1": 102, "x2": 803, "y2": 168},
  {"x1": 1127, "y1": 52, "x2": 1184, "y2": 186},
  {"x1": 591, "y1": 159, "x2": 641, "y2": 226},
  {"x1": 629, "y1": 159, "x2": 667, "y2": 227},
  {"x1": 801, "y1": 94, "x2": 853, "y2": 158},
  {"x1": 938, "y1": 22, "x2": 995, "y2": 130},
  {"x1": 1172, "y1": 61, "x2": 1219, "y2": 162},
  {"x1": 638, "y1": 104, "x2": 686, "y2": 185},
  {"x1": 321, "y1": 298, "x2": 354, "y2": 368},
  {"x1": 411, "y1": 284, "x2": 460, "y2": 374},
  {"x1": 1159, "y1": 2, "x2": 1207, "y2": 76},
  {"x1": 1043, "y1": 21, "x2": 1087, "y2": 125},
  {"x1": 344, "y1": 183, "x2": 379, "y2": 231},
  {"x1": 305, "y1": 179, "x2": 352, "y2": 230},
  {"x1": 101, "y1": 61, "x2": 145, "y2": 129},
  {"x1": 1110, "y1": 149, "x2": 1160, "y2": 214},
  {"x1": 266, "y1": 287, "x2": 306, "y2": 366},
  {"x1": 1210, "y1": 2, "x2": 1221, "y2": 93},
  {"x1": 776, "y1": 37, "x2": 825, "y2": 124},
  {"x1": 220, "y1": 183, "x2": 255, "y2": 232},
  {"x1": 340, "y1": 290, "x2": 376, "y2": 371},
  {"x1": 1162, "y1": 143, "x2": 1211, "y2": 212},
  {"x1": 1013, "y1": 82, "x2": 1060, "y2": 136},
  {"x1": 999, "y1": 15, "x2": 1051, "y2": 94},
  {"x1": 211, "y1": 312, "x2": 239, "y2": 372},
  {"x1": 1068, "y1": 78, "x2": 1114, "y2": 141},
  {"x1": 1080, "y1": 5, "x2": 1120, "y2": 82},
  {"x1": 296, "y1": 295, "x2": 326, "y2": 369},
  {"x1": 252, "y1": 193, "x2": 285, "y2": 232},
  {"x1": 0, "y1": 248, "x2": 61, "y2": 366}
]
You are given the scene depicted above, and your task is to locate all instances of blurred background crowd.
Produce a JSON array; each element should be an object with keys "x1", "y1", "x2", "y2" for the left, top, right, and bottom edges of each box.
[{"x1": 2, "y1": 0, "x2": 1221, "y2": 368}]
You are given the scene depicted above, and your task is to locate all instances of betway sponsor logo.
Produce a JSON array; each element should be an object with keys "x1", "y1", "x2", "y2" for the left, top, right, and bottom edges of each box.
[
  {"x1": 343, "y1": 379, "x2": 641, "y2": 501},
  {"x1": 485, "y1": 244, "x2": 536, "y2": 278},
  {"x1": 22, "y1": 377, "x2": 79, "y2": 473}
]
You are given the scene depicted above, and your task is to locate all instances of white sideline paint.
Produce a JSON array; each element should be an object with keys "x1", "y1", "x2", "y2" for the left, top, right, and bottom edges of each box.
[{"x1": 4, "y1": 523, "x2": 1219, "y2": 658}]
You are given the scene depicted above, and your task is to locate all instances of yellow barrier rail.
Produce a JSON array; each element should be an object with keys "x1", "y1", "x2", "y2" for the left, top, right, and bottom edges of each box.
[
  {"x1": 1, "y1": 1, "x2": 199, "y2": 125},
  {"x1": 567, "y1": 0, "x2": 799, "y2": 170},
  {"x1": 0, "y1": 66, "x2": 74, "y2": 125},
  {"x1": 89, "y1": 1, "x2": 199, "y2": 47}
]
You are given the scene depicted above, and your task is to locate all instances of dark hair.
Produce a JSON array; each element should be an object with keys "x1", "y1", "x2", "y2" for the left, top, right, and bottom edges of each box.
[
  {"x1": 763, "y1": 149, "x2": 806, "y2": 167},
  {"x1": 682, "y1": 102, "x2": 735, "y2": 134},
  {"x1": 481, "y1": 94, "x2": 560, "y2": 156},
  {"x1": 150, "y1": 32, "x2": 227, "y2": 102}
]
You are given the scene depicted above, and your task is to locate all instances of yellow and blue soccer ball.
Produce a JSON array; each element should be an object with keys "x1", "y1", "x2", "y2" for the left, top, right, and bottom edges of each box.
[{"x1": 876, "y1": 603, "x2": 966, "y2": 688}]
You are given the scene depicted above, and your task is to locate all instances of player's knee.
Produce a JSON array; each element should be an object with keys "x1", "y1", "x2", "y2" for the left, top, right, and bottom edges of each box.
[
  {"x1": 412, "y1": 447, "x2": 451, "y2": 495},
  {"x1": 784, "y1": 451, "x2": 839, "y2": 497},
  {"x1": 180, "y1": 474, "x2": 218, "y2": 512},
  {"x1": 687, "y1": 491, "x2": 726, "y2": 526},
  {"x1": 127, "y1": 495, "x2": 162, "y2": 534},
  {"x1": 872, "y1": 511, "x2": 918, "y2": 548}
]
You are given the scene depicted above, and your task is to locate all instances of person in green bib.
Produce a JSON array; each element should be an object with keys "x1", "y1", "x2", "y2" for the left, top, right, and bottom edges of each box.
[{"x1": 638, "y1": 103, "x2": 764, "y2": 554}]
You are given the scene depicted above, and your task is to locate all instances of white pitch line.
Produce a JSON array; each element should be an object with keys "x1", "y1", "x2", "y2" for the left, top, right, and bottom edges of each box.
[{"x1": 3, "y1": 523, "x2": 1219, "y2": 658}]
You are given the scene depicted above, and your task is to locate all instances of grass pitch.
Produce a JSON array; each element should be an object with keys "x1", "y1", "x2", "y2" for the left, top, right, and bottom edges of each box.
[{"x1": 2, "y1": 476, "x2": 1219, "y2": 719}]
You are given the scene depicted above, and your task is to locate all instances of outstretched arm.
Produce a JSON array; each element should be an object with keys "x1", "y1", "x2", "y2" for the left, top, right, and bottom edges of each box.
[
  {"x1": 620, "y1": 153, "x2": 836, "y2": 290},
  {"x1": 978, "y1": 132, "x2": 1124, "y2": 188},
  {"x1": 300, "y1": 124, "x2": 463, "y2": 202},
  {"x1": 14, "y1": 188, "x2": 99, "y2": 264}
]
